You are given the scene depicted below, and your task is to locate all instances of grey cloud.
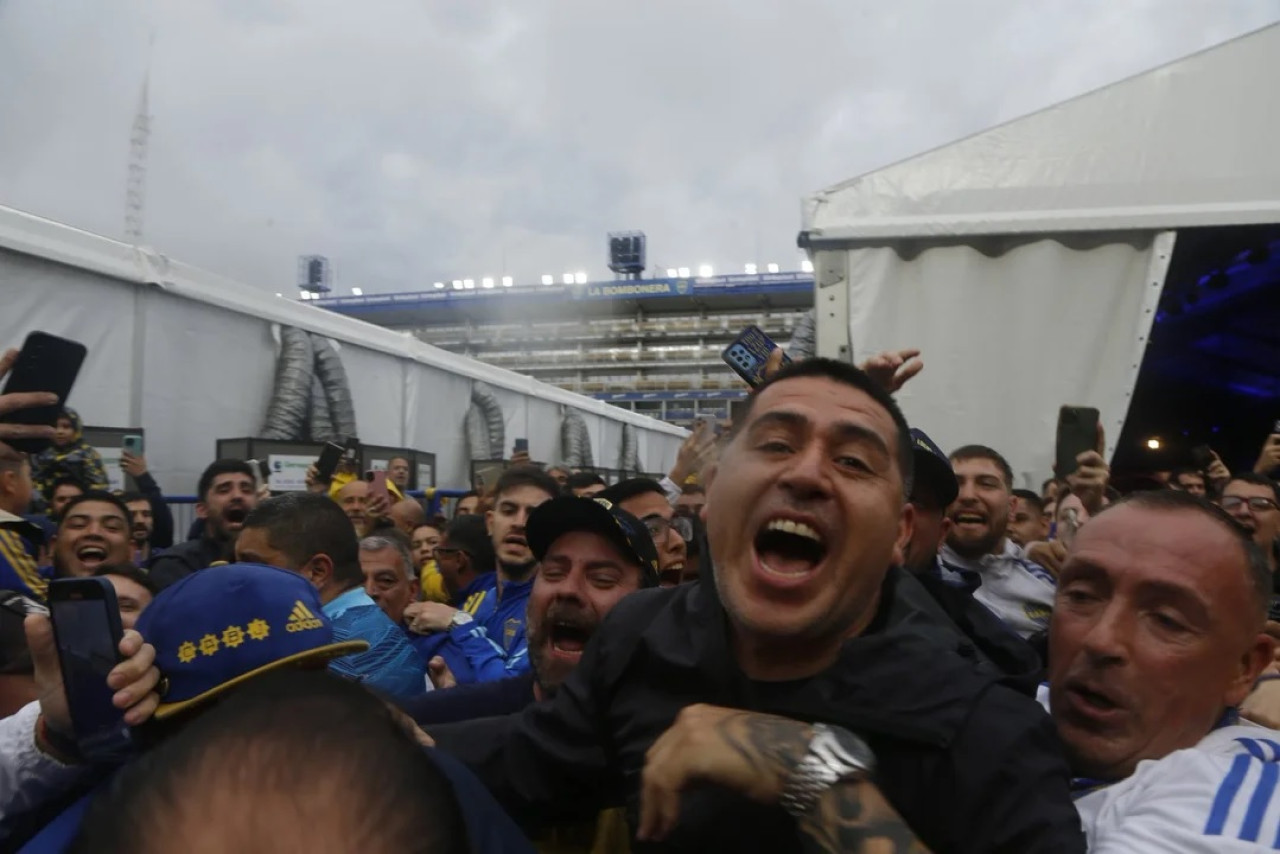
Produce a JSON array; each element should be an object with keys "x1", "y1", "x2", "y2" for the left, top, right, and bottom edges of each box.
[{"x1": 0, "y1": 0, "x2": 1276, "y2": 294}]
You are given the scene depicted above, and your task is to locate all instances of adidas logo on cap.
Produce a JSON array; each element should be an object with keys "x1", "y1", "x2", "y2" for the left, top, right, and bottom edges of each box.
[{"x1": 286, "y1": 600, "x2": 324, "y2": 633}]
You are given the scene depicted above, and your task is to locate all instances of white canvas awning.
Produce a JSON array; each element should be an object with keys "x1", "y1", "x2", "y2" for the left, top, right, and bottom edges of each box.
[{"x1": 803, "y1": 23, "x2": 1280, "y2": 245}]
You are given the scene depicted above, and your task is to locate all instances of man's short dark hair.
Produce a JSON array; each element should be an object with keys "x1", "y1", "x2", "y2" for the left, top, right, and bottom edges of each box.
[
  {"x1": 453, "y1": 490, "x2": 480, "y2": 518},
  {"x1": 197, "y1": 460, "x2": 256, "y2": 503},
  {"x1": 94, "y1": 563, "x2": 158, "y2": 596},
  {"x1": 681, "y1": 483, "x2": 706, "y2": 497},
  {"x1": 950, "y1": 445, "x2": 1014, "y2": 490},
  {"x1": 733, "y1": 357, "x2": 914, "y2": 497},
  {"x1": 441, "y1": 514, "x2": 496, "y2": 571},
  {"x1": 566, "y1": 472, "x2": 606, "y2": 492},
  {"x1": 45, "y1": 476, "x2": 86, "y2": 501},
  {"x1": 492, "y1": 466, "x2": 560, "y2": 504},
  {"x1": 1170, "y1": 467, "x2": 1207, "y2": 487},
  {"x1": 69, "y1": 669, "x2": 467, "y2": 854},
  {"x1": 59, "y1": 492, "x2": 131, "y2": 529},
  {"x1": 1225, "y1": 472, "x2": 1280, "y2": 505},
  {"x1": 1097, "y1": 489, "x2": 1271, "y2": 623},
  {"x1": 601, "y1": 478, "x2": 667, "y2": 507},
  {"x1": 241, "y1": 493, "x2": 361, "y2": 587},
  {"x1": 118, "y1": 492, "x2": 148, "y2": 506},
  {"x1": 1011, "y1": 489, "x2": 1045, "y2": 515}
]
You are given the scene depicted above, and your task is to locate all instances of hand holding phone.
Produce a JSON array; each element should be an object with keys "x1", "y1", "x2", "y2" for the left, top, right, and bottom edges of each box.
[
  {"x1": 315, "y1": 442, "x2": 345, "y2": 483},
  {"x1": 722, "y1": 326, "x2": 791, "y2": 388},
  {"x1": 47, "y1": 578, "x2": 134, "y2": 761},
  {"x1": 365, "y1": 469, "x2": 391, "y2": 508},
  {"x1": 0, "y1": 333, "x2": 87, "y2": 454},
  {"x1": 1055, "y1": 406, "x2": 1101, "y2": 478}
]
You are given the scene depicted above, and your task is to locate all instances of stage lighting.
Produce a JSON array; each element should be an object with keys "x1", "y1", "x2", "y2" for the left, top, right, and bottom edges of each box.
[
  {"x1": 502, "y1": 276, "x2": 514, "y2": 287},
  {"x1": 744, "y1": 263, "x2": 757, "y2": 274},
  {"x1": 482, "y1": 277, "x2": 495, "y2": 289},
  {"x1": 541, "y1": 274, "x2": 554, "y2": 285},
  {"x1": 351, "y1": 287, "x2": 363, "y2": 296},
  {"x1": 698, "y1": 265, "x2": 713, "y2": 278},
  {"x1": 766, "y1": 263, "x2": 780, "y2": 273}
]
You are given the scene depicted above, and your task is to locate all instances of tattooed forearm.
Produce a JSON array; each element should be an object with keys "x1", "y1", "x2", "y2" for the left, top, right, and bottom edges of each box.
[
  {"x1": 715, "y1": 712, "x2": 813, "y2": 783},
  {"x1": 799, "y1": 779, "x2": 931, "y2": 854}
]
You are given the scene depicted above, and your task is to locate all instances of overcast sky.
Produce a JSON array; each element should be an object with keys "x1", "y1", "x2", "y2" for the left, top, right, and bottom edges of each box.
[{"x1": 1, "y1": 0, "x2": 1277, "y2": 295}]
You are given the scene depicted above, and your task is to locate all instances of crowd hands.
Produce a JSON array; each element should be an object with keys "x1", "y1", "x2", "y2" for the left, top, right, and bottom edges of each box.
[{"x1": 2, "y1": 340, "x2": 1280, "y2": 853}]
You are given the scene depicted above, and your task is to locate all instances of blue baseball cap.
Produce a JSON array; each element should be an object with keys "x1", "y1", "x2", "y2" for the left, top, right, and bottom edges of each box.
[
  {"x1": 527, "y1": 496, "x2": 661, "y2": 588},
  {"x1": 137, "y1": 563, "x2": 368, "y2": 720},
  {"x1": 909, "y1": 428, "x2": 959, "y2": 508}
]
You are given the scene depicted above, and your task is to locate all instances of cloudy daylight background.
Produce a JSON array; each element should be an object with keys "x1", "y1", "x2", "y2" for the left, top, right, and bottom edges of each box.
[{"x1": 1, "y1": 0, "x2": 1277, "y2": 296}]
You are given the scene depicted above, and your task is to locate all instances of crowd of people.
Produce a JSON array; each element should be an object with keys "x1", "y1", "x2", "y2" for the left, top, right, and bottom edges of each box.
[{"x1": 2, "y1": 340, "x2": 1280, "y2": 852}]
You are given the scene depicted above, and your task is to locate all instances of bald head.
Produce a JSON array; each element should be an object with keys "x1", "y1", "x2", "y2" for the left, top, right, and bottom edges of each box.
[
  {"x1": 335, "y1": 480, "x2": 369, "y2": 529},
  {"x1": 389, "y1": 500, "x2": 426, "y2": 536}
]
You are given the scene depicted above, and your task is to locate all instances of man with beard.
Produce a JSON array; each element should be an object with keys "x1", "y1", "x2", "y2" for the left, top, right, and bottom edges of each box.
[
  {"x1": 52, "y1": 493, "x2": 132, "y2": 578},
  {"x1": 403, "y1": 467, "x2": 559, "y2": 683},
  {"x1": 600, "y1": 478, "x2": 690, "y2": 587},
  {"x1": 942, "y1": 445, "x2": 1057, "y2": 639},
  {"x1": 429, "y1": 359, "x2": 1085, "y2": 852},
  {"x1": 403, "y1": 496, "x2": 658, "y2": 725},
  {"x1": 121, "y1": 493, "x2": 159, "y2": 564},
  {"x1": 1220, "y1": 473, "x2": 1279, "y2": 576},
  {"x1": 148, "y1": 460, "x2": 258, "y2": 590}
]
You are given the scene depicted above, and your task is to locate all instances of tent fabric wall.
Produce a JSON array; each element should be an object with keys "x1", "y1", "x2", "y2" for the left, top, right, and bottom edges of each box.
[
  {"x1": 816, "y1": 232, "x2": 1172, "y2": 486},
  {"x1": 803, "y1": 23, "x2": 1280, "y2": 242},
  {"x1": 0, "y1": 207, "x2": 686, "y2": 495}
]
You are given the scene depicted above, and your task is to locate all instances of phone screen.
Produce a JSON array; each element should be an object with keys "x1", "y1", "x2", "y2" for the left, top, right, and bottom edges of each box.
[
  {"x1": 0, "y1": 331, "x2": 88, "y2": 454},
  {"x1": 1055, "y1": 406, "x2": 1100, "y2": 477},
  {"x1": 50, "y1": 594, "x2": 128, "y2": 749}
]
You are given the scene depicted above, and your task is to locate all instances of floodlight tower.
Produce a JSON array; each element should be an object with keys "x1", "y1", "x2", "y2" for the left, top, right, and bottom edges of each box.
[{"x1": 123, "y1": 73, "x2": 151, "y2": 244}]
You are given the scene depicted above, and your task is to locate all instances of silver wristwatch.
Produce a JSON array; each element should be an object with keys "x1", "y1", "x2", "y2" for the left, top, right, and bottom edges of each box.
[
  {"x1": 780, "y1": 724, "x2": 876, "y2": 818},
  {"x1": 448, "y1": 610, "x2": 474, "y2": 630}
]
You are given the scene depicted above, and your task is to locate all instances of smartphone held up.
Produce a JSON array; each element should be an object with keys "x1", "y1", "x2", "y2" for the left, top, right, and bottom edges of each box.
[{"x1": 0, "y1": 331, "x2": 87, "y2": 455}]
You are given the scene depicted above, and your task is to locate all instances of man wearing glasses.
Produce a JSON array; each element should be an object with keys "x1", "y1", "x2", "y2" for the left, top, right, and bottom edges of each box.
[
  {"x1": 601, "y1": 479, "x2": 692, "y2": 586},
  {"x1": 1220, "y1": 473, "x2": 1280, "y2": 576}
]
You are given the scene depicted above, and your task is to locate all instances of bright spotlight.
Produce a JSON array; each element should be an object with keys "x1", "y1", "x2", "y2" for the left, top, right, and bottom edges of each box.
[
  {"x1": 433, "y1": 282, "x2": 445, "y2": 289},
  {"x1": 766, "y1": 263, "x2": 780, "y2": 273},
  {"x1": 463, "y1": 279, "x2": 475, "y2": 289},
  {"x1": 563, "y1": 273, "x2": 575, "y2": 284},
  {"x1": 541, "y1": 274, "x2": 554, "y2": 285},
  {"x1": 574, "y1": 271, "x2": 587, "y2": 284},
  {"x1": 665, "y1": 268, "x2": 678, "y2": 277},
  {"x1": 481, "y1": 277, "x2": 495, "y2": 289},
  {"x1": 502, "y1": 276, "x2": 514, "y2": 287},
  {"x1": 800, "y1": 259, "x2": 814, "y2": 273},
  {"x1": 1145, "y1": 438, "x2": 1161, "y2": 450},
  {"x1": 275, "y1": 293, "x2": 283, "y2": 297},
  {"x1": 451, "y1": 280, "x2": 463, "y2": 290},
  {"x1": 698, "y1": 265, "x2": 713, "y2": 278},
  {"x1": 677, "y1": 267, "x2": 690, "y2": 278},
  {"x1": 744, "y1": 263, "x2": 757, "y2": 274},
  {"x1": 351, "y1": 287, "x2": 363, "y2": 296}
]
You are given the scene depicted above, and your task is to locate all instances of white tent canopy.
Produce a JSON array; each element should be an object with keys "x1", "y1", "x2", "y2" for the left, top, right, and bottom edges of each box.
[
  {"x1": 802, "y1": 24, "x2": 1280, "y2": 486},
  {"x1": 0, "y1": 205, "x2": 686, "y2": 496}
]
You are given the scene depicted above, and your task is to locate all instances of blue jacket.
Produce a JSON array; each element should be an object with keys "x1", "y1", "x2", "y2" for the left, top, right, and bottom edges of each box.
[
  {"x1": 323, "y1": 587, "x2": 426, "y2": 700},
  {"x1": 406, "y1": 572, "x2": 512, "y2": 684},
  {"x1": 443, "y1": 574, "x2": 533, "y2": 683},
  {"x1": 0, "y1": 512, "x2": 50, "y2": 601}
]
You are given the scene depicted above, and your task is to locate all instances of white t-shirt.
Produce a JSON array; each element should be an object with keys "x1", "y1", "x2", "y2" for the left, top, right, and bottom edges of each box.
[
  {"x1": 940, "y1": 540, "x2": 1055, "y2": 638},
  {"x1": 1037, "y1": 686, "x2": 1280, "y2": 852}
]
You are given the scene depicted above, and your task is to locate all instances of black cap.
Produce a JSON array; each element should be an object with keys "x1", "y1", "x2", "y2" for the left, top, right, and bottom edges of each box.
[
  {"x1": 528, "y1": 497, "x2": 661, "y2": 588},
  {"x1": 909, "y1": 428, "x2": 959, "y2": 508}
]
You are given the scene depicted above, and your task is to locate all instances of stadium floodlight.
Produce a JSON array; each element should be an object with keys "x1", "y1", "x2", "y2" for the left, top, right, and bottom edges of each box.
[
  {"x1": 541, "y1": 274, "x2": 554, "y2": 285},
  {"x1": 800, "y1": 259, "x2": 814, "y2": 273},
  {"x1": 665, "y1": 268, "x2": 678, "y2": 277},
  {"x1": 463, "y1": 278, "x2": 475, "y2": 289},
  {"x1": 451, "y1": 280, "x2": 463, "y2": 290},
  {"x1": 502, "y1": 276, "x2": 514, "y2": 287},
  {"x1": 677, "y1": 267, "x2": 690, "y2": 278},
  {"x1": 275, "y1": 293, "x2": 283, "y2": 297},
  {"x1": 574, "y1": 271, "x2": 588, "y2": 284},
  {"x1": 433, "y1": 282, "x2": 445, "y2": 289},
  {"x1": 563, "y1": 273, "x2": 575, "y2": 284},
  {"x1": 482, "y1": 277, "x2": 495, "y2": 289},
  {"x1": 351, "y1": 287, "x2": 363, "y2": 296},
  {"x1": 766, "y1": 263, "x2": 780, "y2": 273},
  {"x1": 744, "y1": 263, "x2": 757, "y2": 274},
  {"x1": 698, "y1": 265, "x2": 713, "y2": 278}
]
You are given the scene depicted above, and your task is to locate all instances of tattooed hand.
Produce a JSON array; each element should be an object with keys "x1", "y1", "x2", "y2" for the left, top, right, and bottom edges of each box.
[{"x1": 637, "y1": 704, "x2": 930, "y2": 853}]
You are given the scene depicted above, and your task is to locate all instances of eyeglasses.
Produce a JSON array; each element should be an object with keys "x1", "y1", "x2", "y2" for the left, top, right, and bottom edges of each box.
[
  {"x1": 643, "y1": 515, "x2": 693, "y2": 543},
  {"x1": 1222, "y1": 496, "x2": 1279, "y2": 513}
]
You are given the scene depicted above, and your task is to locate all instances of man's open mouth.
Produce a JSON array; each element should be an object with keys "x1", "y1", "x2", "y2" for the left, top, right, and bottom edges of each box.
[
  {"x1": 952, "y1": 512, "x2": 986, "y2": 526},
  {"x1": 549, "y1": 620, "x2": 594, "y2": 655},
  {"x1": 754, "y1": 517, "x2": 827, "y2": 577},
  {"x1": 76, "y1": 544, "x2": 109, "y2": 568},
  {"x1": 223, "y1": 506, "x2": 248, "y2": 525}
]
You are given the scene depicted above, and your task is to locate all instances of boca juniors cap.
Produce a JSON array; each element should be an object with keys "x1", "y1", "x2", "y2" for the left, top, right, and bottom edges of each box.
[
  {"x1": 136, "y1": 563, "x2": 369, "y2": 720},
  {"x1": 527, "y1": 496, "x2": 661, "y2": 588},
  {"x1": 909, "y1": 428, "x2": 959, "y2": 508}
]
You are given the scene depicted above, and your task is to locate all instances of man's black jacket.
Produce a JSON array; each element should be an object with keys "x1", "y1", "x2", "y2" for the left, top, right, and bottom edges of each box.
[
  {"x1": 146, "y1": 537, "x2": 226, "y2": 590},
  {"x1": 433, "y1": 569, "x2": 1085, "y2": 853}
]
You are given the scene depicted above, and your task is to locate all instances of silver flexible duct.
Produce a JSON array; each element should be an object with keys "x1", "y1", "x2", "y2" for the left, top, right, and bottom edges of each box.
[
  {"x1": 559, "y1": 410, "x2": 594, "y2": 468},
  {"x1": 312, "y1": 334, "x2": 358, "y2": 441},
  {"x1": 618, "y1": 423, "x2": 641, "y2": 474},
  {"x1": 466, "y1": 382, "x2": 505, "y2": 460},
  {"x1": 789, "y1": 309, "x2": 817, "y2": 360},
  {"x1": 260, "y1": 326, "x2": 314, "y2": 439},
  {"x1": 307, "y1": 373, "x2": 336, "y2": 442}
]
